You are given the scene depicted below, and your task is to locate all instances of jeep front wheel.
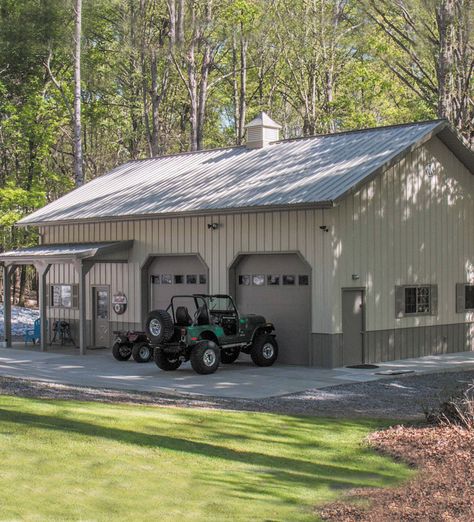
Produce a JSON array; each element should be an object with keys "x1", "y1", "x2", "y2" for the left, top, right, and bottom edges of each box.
[
  {"x1": 154, "y1": 350, "x2": 182, "y2": 371},
  {"x1": 190, "y1": 341, "x2": 220, "y2": 374},
  {"x1": 250, "y1": 334, "x2": 278, "y2": 367},
  {"x1": 132, "y1": 342, "x2": 153, "y2": 363},
  {"x1": 112, "y1": 341, "x2": 132, "y2": 361},
  {"x1": 220, "y1": 348, "x2": 240, "y2": 364}
]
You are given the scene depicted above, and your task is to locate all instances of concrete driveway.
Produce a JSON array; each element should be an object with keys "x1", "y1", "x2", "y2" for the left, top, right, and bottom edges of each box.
[{"x1": 1, "y1": 347, "x2": 474, "y2": 399}]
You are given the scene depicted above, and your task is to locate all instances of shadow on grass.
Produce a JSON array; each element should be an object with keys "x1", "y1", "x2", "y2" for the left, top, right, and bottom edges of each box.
[{"x1": 0, "y1": 406, "x2": 407, "y2": 499}]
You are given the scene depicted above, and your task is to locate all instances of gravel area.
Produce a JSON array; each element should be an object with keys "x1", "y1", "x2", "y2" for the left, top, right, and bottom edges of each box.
[{"x1": 1, "y1": 369, "x2": 473, "y2": 419}]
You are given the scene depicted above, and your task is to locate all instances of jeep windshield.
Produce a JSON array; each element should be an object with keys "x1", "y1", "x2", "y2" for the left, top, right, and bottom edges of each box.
[{"x1": 204, "y1": 296, "x2": 236, "y2": 313}]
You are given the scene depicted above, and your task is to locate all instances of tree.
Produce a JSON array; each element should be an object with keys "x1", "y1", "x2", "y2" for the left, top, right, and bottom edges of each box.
[
  {"x1": 365, "y1": 0, "x2": 474, "y2": 143},
  {"x1": 73, "y1": 0, "x2": 84, "y2": 186}
]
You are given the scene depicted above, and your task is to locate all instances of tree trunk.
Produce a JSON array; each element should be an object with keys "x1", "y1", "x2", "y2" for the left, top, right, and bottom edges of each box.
[
  {"x1": 232, "y1": 33, "x2": 240, "y2": 143},
  {"x1": 73, "y1": 0, "x2": 84, "y2": 187},
  {"x1": 436, "y1": 0, "x2": 455, "y2": 120},
  {"x1": 150, "y1": 49, "x2": 161, "y2": 156},
  {"x1": 238, "y1": 28, "x2": 247, "y2": 144}
]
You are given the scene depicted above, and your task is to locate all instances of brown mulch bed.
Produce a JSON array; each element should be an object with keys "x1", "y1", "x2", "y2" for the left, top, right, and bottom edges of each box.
[{"x1": 319, "y1": 424, "x2": 474, "y2": 521}]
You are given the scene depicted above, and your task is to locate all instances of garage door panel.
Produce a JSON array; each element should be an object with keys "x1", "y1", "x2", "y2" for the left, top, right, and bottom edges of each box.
[
  {"x1": 149, "y1": 256, "x2": 208, "y2": 311},
  {"x1": 234, "y1": 254, "x2": 311, "y2": 365}
]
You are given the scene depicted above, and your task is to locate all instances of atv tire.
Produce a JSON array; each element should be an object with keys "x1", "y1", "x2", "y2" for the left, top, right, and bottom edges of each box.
[
  {"x1": 250, "y1": 334, "x2": 278, "y2": 367},
  {"x1": 112, "y1": 341, "x2": 132, "y2": 361},
  {"x1": 145, "y1": 310, "x2": 174, "y2": 344},
  {"x1": 132, "y1": 342, "x2": 153, "y2": 363},
  {"x1": 220, "y1": 348, "x2": 240, "y2": 364},
  {"x1": 154, "y1": 350, "x2": 182, "y2": 371},
  {"x1": 190, "y1": 340, "x2": 220, "y2": 375}
]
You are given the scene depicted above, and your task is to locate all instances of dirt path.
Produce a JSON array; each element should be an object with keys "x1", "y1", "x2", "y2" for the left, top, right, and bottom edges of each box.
[{"x1": 0, "y1": 369, "x2": 472, "y2": 419}]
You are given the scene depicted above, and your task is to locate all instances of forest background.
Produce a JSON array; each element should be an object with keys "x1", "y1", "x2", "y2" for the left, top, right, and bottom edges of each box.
[{"x1": 0, "y1": 0, "x2": 472, "y2": 303}]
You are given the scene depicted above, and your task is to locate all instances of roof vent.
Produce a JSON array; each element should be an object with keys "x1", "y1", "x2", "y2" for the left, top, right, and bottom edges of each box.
[{"x1": 245, "y1": 112, "x2": 282, "y2": 149}]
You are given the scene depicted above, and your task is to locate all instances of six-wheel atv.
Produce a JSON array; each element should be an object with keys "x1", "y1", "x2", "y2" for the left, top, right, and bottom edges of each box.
[
  {"x1": 112, "y1": 331, "x2": 153, "y2": 363},
  {"x1": 145, "y1": 294, "x2": 278, "y2": 375}
]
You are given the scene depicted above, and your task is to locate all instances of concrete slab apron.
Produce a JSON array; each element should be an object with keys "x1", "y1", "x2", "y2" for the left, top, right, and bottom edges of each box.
[{"x1": 0, "y1": 348, "x2": 474, "y2": 399}]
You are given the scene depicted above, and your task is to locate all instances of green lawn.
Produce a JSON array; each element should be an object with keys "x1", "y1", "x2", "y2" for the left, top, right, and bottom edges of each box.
[{"x1": 0, "y1": 396, "x2": 413, "y2": 521}]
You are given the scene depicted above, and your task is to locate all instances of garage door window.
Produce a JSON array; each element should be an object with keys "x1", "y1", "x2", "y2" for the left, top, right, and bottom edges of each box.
[
  {"x1": 267, "y1": 275, "x2": 280, "y2": 285},
  {"x1": 299, "y1": 275, "x2": 309, "y2": 285},
  {"x1": 252, "y1": 274, "x2": 265, "y2": 286},
  {"x1": 238, "y1": 275, "x2": 250, "y2": 285},
  {"x1": 186, "y1": 274, "x2": 197, "y2": 284},
  {"x1": 161, "y1": 274, "x2": 172, "y2": 284},
  {"x1": 199, "y1": 274, "x2": 207, "y2": 284},
  {"x1": 174, "y1": 275, "x2": 184, "y2": 284},
  {"x1": 282, "y1": 275, "x2": 295, "y2": 285}
]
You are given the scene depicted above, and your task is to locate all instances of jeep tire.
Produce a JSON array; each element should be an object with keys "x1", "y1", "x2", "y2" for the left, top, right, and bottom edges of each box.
[
  {"x1": 250, "y1": 334, "x2": 278, "y2": 367},
  {"x1": 220, "y1": 347, "x2": 240, "y2": 364},
  {"x1": 112, "y1": 341, "x2": 132, "y2": 361},
  {"x1": 190, "y1": 340, "x2": 220, "y2": 374},
  {"x1": 145, "y1": 310, "x2": 174, "y2": 344},
  {"x1": 132, "y1": 342, "x2": 153, "y2": 363},
  {"x1": 154, "y1": 350, "x2": 182, "y2": 371}
]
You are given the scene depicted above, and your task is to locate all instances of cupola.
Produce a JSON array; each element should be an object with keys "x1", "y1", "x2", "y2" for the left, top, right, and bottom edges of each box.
[{"x1": 245, "y1": 112, "x2": 282, "y2": 149}]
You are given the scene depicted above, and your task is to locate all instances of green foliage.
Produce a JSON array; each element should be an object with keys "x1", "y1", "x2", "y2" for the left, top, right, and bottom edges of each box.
[{"x1": 0, "y1": 0, "x2": 469, "y2": 253}]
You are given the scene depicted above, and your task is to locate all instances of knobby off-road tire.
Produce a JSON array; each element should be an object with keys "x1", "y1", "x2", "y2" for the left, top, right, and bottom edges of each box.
[
  {"x1": 145, "y1": 310, "x2": 174, "y2": 344},
  {"x1": 132, "y1": 342, "x2": 153, "y2": 363},
  {"x1": 154, "y1": 350, "x2": 182, "y2": 371},
  {"x1": 250, "y1": 334, "x2": 278, "y2": 367},
  {"x1": 220, "y1": 348, "x2": 240, "y2": 364},
  {"x1": 190, "y1": 340, "x2": 220, "y2": 375},
  {"x1": 112, "y1": 341, "x2": 132, "y2": 361}
]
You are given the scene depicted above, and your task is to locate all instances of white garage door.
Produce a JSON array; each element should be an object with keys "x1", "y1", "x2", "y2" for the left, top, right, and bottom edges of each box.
[
  {"x1": 148, "y1": 255, "x2": 208, "y2": 311},
  {"x1": 233, "y1": 253, "x2": 311, "y2": 365}
]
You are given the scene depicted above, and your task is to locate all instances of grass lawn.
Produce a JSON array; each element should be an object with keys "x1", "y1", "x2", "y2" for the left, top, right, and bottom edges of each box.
[{"x1": 0, "y1": 396, "x2": 413, "y2": 521}]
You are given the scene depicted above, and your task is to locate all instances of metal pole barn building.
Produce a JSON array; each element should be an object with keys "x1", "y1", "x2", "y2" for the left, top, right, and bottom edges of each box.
[{"x1": 1, "y1": 113, "x2": 474, "y2": 368}]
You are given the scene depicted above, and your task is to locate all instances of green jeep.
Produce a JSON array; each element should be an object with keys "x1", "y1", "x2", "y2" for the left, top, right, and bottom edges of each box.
[{"x1": 145, "y1": 294, "x2": 278, "y2": 375}]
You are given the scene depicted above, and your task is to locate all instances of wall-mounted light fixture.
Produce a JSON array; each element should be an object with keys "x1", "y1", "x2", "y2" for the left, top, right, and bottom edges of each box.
[
  {"x1": 207, "y1": 223, "x2": 219, "y2": 230},
  {"x1": 319, "y1": 225, "x2": 329, "y2": 233},
  {"x1": 352, "y1": 274, "x2": 360, "y2": 281}
]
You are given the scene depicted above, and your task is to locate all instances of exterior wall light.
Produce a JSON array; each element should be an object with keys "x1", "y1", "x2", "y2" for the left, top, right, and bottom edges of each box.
[
  {"x1": 207, "y1": 223, "x2": 219, "y2": 230},
  {"x1": 352, "y1": 274, "x2": 360, "y2": 281},
  {"x1": 319, "y1": 225, "x2": 329, "y2": 232}
]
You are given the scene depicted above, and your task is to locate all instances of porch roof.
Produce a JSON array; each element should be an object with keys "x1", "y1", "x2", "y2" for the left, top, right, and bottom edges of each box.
[{"x1": 0, "y1": 241, "x2": 133, "y2": 265}]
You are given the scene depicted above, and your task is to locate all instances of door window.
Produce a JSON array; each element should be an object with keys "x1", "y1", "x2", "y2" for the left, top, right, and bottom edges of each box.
[{"x1": 96, "y1": 290, "x2": 109, "y2": 319}]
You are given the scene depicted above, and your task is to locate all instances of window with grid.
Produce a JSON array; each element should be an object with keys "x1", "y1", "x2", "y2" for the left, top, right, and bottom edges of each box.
[
  {"x1": 404, "y1": 286, "x2": 431, "y2": 315},
  {"x1": 50, "y1": 284, "x2": 78, "y2": 308}
]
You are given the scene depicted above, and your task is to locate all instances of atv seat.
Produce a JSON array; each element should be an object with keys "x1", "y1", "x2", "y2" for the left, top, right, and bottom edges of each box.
[{"x1": 175, "y1": 306, "x2": 192, "y2": 326}]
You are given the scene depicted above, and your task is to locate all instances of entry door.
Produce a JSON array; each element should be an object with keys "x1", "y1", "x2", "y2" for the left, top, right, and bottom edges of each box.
[
  {"x1": 342, "y1": 289, "x2": 365, "y2": 366},
  {"x1": 93, "y1": 286, "x2": 110, "y2": 347}
]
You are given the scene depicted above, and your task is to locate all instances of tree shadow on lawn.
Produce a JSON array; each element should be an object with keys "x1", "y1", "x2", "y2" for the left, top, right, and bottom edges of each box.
[{"x1": 0, "y1": 407, "x2": 408, "y2": 500}]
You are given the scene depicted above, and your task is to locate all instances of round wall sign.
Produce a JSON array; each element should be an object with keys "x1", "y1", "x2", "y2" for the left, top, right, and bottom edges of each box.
[{"x1": 112, "y1": 292, "x2": 128, "y2": 315}]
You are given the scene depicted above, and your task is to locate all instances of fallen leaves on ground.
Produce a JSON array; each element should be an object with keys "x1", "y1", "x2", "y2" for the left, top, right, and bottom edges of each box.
[{"x1": 318, "y1": 424, "x2": 474, "y2": 521}]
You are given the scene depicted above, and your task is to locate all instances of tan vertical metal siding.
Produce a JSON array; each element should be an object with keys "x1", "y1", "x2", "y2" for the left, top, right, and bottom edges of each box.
[
  {"x1": 41, "y1": 135, "x2": 473, "y2": 344},
  {"x1": 43, "y1": 209, "x2": 334, "y2": 334},
  {"x1": 332, "y1": 136, "x2": 474, "y2": 333}
]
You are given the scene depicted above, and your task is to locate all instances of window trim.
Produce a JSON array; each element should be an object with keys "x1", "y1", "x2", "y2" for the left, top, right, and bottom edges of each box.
[
  {"x1": 395, "y1": 284, "x2": 437, "y2": 318},
  {"x1": 456, "y1": 283, "x2": 474, "y2": 313},
  {"x1": 49, "y1": 284, "x2": 79, "y2": 309}
]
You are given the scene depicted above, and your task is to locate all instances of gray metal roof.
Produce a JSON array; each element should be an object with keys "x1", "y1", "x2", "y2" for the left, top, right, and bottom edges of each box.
[
  {"x1": 18, "y1": 120, "x2": 473, "y2": 225},
  {"x1": 0, "y1": 241, "x2": 133, "y2": 263}
]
